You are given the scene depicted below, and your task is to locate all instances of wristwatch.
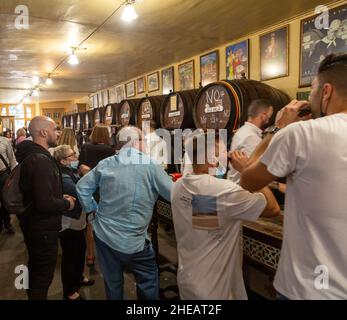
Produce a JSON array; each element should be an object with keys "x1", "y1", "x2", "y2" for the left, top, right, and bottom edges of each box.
[{"x1": 264, "y1": 125, "x2": 281, "y2": 135}]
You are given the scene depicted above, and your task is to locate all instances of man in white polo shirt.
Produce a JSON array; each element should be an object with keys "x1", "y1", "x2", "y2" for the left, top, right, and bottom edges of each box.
[
  {"x1": 228, "y1": 99, "x2": 273, "y2": 183},
  {"x1": 171, "y1": 132, "x2": 280, "y2": 299},
  {"x1": 237, "y1": 53, "x2": 347, "y2": 299}
]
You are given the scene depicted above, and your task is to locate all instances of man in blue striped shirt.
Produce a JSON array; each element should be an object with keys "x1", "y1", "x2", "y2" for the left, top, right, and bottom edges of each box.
[{"x1": 76, "y1": 126, "x2": 172, "y2": 300}]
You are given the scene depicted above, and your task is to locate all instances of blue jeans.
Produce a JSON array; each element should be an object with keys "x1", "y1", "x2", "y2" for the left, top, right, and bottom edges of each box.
[{"x1": 94, "y1": 234, "x2": 159, "y2": 300}]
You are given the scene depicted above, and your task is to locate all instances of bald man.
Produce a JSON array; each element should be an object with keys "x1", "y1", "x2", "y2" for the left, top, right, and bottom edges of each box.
[{"x1": 15, "y1": 116, "x2": 75, "y2": 300}]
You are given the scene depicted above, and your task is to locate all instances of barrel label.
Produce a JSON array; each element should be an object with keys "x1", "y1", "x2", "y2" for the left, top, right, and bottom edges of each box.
[
  {"x1": 121, "y1": 112, "x2": 129, "y2": 119},
  {"x1": 204, "y1": 105, "x2": 223, "y2": 113},
  {"x1": 168, "y1": 111, "x2": 181, "y2": 118},
  {"x1": 142, "y1": 114, "x2": 151, "y2": 119}
]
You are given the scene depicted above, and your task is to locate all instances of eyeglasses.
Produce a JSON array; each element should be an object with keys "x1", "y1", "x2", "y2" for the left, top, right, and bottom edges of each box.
[{"x1": 64, "y1": 152, "x2": 76, "y2": 159}]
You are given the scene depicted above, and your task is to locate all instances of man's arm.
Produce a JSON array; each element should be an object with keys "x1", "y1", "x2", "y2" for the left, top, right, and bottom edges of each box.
[
  {"x1": 237, "y1": 100, "x2": 311, "y2": 192},
  {"x1": 76, "y1": 168, "x2": 99, "y2": 214},
  {"x1": 152, "y1": 165, "x2": 173, "y2": 202},
  {"x1": 6, "y1": 140, "x2": 17, "y2": 169}
]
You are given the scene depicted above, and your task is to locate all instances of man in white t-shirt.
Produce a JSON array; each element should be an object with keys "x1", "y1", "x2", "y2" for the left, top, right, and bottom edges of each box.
[
  {"x1": 171, "y1": 132, "x2": 280, "y2": 300},
  {"x1": 236, "y1": 53, "x2": 347, "y2": 300},
  {"x1": 228, "y1": 99, "x2": 273, "y2": 183}
]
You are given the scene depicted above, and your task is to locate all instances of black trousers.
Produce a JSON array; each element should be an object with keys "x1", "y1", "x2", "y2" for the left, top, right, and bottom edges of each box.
[
  {"x1": 59, "y1": 229, "x2": 86, "y2": 297},
  {"x1": 0, "y1": 171, "x2": 11, "y2": 228},
  {"x1": 21, "y1": 229, "x2": 59, "y2": 300}
]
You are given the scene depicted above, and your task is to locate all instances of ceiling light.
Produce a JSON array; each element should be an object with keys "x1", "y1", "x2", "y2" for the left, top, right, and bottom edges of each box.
[
  {"x1": 32, "y1": 88, "x2": 40, "y2": 97},
  {"x1": 32, "y1": 75, "x2": 40, "y2": 85},
  {"x1": 121, "y1": 1, "x2": 138, "y2": 22},
  {"x1": 45, "y1": 76, "x2": 53, "y2": 86},
  {"x1": 68, "y1": 53, "x2": 79, "y2": 65}
]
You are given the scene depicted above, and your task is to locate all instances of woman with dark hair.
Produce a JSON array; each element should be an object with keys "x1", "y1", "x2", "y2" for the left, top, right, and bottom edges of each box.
[{"x1": 78, "y1": 124, "x2": 114, "y2": 266}]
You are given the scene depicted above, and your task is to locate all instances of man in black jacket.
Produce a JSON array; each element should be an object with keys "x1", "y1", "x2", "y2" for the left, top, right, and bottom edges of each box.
[{"x1": 16, "y1": 116, "x2": 76, "y2": 300}]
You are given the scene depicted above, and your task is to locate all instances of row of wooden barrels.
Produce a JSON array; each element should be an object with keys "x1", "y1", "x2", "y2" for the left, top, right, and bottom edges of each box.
[{"x1": 62, "y1": 79, "x2": 290, "y2": 132}]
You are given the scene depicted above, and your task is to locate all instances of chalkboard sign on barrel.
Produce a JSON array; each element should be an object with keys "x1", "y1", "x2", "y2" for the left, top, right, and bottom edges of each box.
[
  {"x1": 136, "y1": 96, "x2": 165, "y2": 129},
  {"x1": 193, "y1": 80, "x2": 290, "y2": 132},
  {"x1": 104, "y1": 104, "x2": 113, "y2": 126},
  {"x1": 118, "y1": 99, "x2": 141, "y2": 127},
  {"x1": 160, "y1": 90, "x2": 198, "y2": 130}
]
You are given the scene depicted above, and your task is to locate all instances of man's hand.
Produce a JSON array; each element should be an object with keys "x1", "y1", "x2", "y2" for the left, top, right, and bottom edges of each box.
[
  {"x1": 275, "y1": 99, "x2": 312, "y2": 128},
  {"x1": 64, "y1": 194, "x2": 76, "y2": 211},
  {"x1": 229, "y1": 150, "x2": 249, "y2": 173}
]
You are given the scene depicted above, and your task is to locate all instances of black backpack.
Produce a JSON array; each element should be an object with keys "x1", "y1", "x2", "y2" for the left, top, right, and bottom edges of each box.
[{"x1": 2, "y1": 156, "x2": 33, "y2": 217}]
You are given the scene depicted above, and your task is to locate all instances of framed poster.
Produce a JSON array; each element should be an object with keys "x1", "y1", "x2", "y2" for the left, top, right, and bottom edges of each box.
[
  {"x1": 162, "y1": 66, "x2": 174, "y2": 94},
  {"x1": 200, "y1": 50, "x2": 219, "y2": 86},
  {"x1": 136, "y1": 77, "x2": 146, "y2": 94},
  {"x1": 93, "y1": 95, "x2": 98, "y2": 109},
  {"x1": 109, "y1": 86, "x2": 117, "y2": 103},
  {"x1": 97, "y1": 92, "x2": 103, "y2": 107},
  {"x1": 178, "y1": 60, "x2": 195, "y2": 90},
  {"x1": 260, "y1": 26, "x2": 289, "y2": 81},
  {"x1": 226, "y1": 39, "x2": 249, "y2": 79},
  {"x1": 102, "y1": 90, "x2": 109, "y2": 106},
  {"x1": 147, "y1": 72, "x2": 160, "y2": 92},
  {"x1": 89, "y1": 96, "x2": 94, "y2": 108},
  {"x1": 115, "y1": 85, "x2": 125, "y2": 103},
  {"x1": 126, "y1": 81, "x2": 135, "y2": 98},
  {"x1": 299, "y1": 4, "x2": 347, "y2": 87}
]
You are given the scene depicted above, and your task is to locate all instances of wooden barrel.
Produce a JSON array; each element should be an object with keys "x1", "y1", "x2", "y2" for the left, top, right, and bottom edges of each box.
[
  {"x1": 136, "y1": 95, "x2": 165, "y2": 129},
  {"x1": 68, "y1": 114, "x2": 75, "y2": 129},
  {"x1": 193, "y1": 80, "x2": 290, "y2": 132},
  {"x1": 85, "y1": 110, "x2": 94, "y2": 129},
  {"x1": 104, "y1": 104, "x2": 114, "y2": 125},
  {"x1": 93, "y1": 108, "x2": 104, "y2": 126},
  {"x1": 160, "y1": 90, "x2": 198, "y2": 130},
  {"x1": 76, "y1": 112, "x2": 85, "y2": 131},
  {"x1": 118, "y1": 99, "x2": 141, "y2": 127},
  {"x1": 62, "y1": 115, "x2": 67, "y2": 129}
]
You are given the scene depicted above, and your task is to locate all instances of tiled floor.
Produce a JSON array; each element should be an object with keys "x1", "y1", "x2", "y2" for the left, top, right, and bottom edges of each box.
[{"x1": 0, "y1": 217, "x2": 178, "y2": 300}]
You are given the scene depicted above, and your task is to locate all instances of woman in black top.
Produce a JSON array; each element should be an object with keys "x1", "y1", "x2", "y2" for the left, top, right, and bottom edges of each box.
[{"x1": 78, "y1": 125, "x2": 114, "y2": 266}]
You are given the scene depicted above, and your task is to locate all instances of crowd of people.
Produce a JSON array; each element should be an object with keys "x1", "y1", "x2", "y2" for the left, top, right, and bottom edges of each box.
[{"x1": 0, "y1": 53, "x2": 346, "y2": 300}]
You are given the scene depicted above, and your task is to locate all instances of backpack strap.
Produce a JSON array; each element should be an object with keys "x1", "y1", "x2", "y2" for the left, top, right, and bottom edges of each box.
[{"x1": 0, "y1": 153, "x2": 10, "y2": 172}]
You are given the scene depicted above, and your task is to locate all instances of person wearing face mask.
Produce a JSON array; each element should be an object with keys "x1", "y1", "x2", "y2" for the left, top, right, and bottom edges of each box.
[
  {"x1": 235, "y1": 53, "x2": 347, "y2": 300},
  {"x1": 171, "y1": 132, "x2": 280, "y2": 299},
  {"x1": 53, "y1": 145, "x2": 94, "y2": 300},
  {"x1": 227, "y1": 99, "x2": 273, "y2": 183}
]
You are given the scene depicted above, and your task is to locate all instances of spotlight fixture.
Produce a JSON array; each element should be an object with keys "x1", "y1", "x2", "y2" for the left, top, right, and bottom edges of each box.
[
  {"x1": 45, "y1": 75, "x2": 53, "y2": 86},
  {"x1": 122, "y1": 0, "x2": 138, "y2": 22},
  {"x1": 68, "y1": 52, "x2": 79, "y2": 65},
  {"x1": 32, "y1": 75, "x2": 40, "y2": 85},
  {"x1": 32, "y1": 88, "x2": 40, "y2": 97}
]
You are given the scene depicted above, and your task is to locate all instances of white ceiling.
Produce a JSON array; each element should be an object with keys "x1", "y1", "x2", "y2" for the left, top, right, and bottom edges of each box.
[{"x1": 0, "y1": 0, "x2": 335, "y2": 104}]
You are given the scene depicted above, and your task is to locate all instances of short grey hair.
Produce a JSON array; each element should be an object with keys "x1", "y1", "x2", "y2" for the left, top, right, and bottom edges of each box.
[
  {"x1": 116, "y1": 126, "x2": 142, "y2": 150},
  {"x1": 53, "y1": 144, "x2": 73, "y2": 163}
]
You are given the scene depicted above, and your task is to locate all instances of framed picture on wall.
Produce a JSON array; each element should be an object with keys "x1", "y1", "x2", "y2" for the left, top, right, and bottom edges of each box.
[
  {"x1": 200, "y1": 50, "x2": 219, "y2": 86},
  {"x1": 89, "y1": 96, "x2": 94, "y2": 108},
  {"x1": 178, "y1": 60, "x2": 195, "y2": 90},
  {"x1": 126, "y1": 81, "x2": 136, "y2": 98},
  {"x1": 147, "y1": 72, "x2": 160, "y2": 92},
  {"x1": 115, "y1": 85, "x2": 125, "y2": 103},
  {"x1": 136, "y1": 77, "x2": 146, "y2": 94},
  {"x1": 226, "y1": 39, "x2": 249, "y2": 79},
  {"x1": 260, "y1": 25, "x2": 289, "y2": 81},
  {"x1": 102, "y1": 90, "x2": 109, "y2": 106},
  {"x1": 162, "y1": 66, "x2": 174, "y2": 94},
  {"x1": 299, "y1": 4, "x2": 347, "y2": 87},
  {"x1": 93, "y1": 95, "x2": 98, "y2": 109},
  {"x1": 97, "y1": 92, "x2": 103, "y2": 107},
  {"x1": 109, "y1": 86, "x2": 117, "y2": 103}
]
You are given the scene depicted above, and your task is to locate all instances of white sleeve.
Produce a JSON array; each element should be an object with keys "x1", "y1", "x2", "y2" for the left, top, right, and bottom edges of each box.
[
  {"x1": 241, "y1": 135, "x2": 262, "y2": 157},
  {"x1": 260, "y1": 124, "x2": 300, "y2": 178},
  {"x1": 219, "y1": 184, "x2": 266, "y2": 222}
]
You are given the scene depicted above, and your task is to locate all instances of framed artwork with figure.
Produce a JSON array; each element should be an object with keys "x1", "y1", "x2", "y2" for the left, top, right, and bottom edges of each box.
[
  {"x1": 260, "y1": 26, "x2": 289, "y2": 81},
  {"x1": 126, "y1": 81, "x2": 135, "y2": 98},
  {"x1": 162, "y1": 66, "x2": 174, "y2": 94},
  {"x1": 147, "y1": 72, "x2": 160, "y2": 92},
  {"x1": 299, "y1": 4, "x2": 347, "y2": 87},
  {"x1": 226, "y1": 40, "x2": 249, "y2": 79}
]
